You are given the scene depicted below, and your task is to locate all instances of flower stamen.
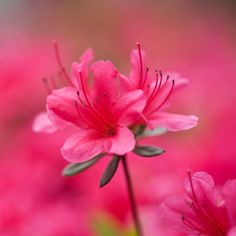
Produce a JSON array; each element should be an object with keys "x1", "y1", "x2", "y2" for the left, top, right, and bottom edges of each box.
[
  {"x1": 42, "y1": 77, "x2": 52, "y2": 94},
  {"x1": 136, "y1": 42, "x2": 144, "y2": 89},
  {"x1": 53, "y1": 41, "x2": 73, "y2": 86}
]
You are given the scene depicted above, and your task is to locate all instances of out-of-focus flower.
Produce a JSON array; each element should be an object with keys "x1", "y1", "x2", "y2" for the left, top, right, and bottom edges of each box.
[
  {"x1": 120, "y1": 43, "x2": 198, "y2": 132},
  {"x1": 158, "y1": 171, "x2": 236, "y2": 235},
  {"x1": 34, "y1": 47, "x2": 146, "y2": 163},
  {"x1": 0, "y1": 130, "x2": 92, "y2": 236}
]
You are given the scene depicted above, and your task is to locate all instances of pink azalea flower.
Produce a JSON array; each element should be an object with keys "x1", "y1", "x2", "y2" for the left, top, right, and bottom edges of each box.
[
  {"x1": 120, "y1": 43, "x2": 198, "y2": 131},
  {"x1": 158, "y1": 171, "x2": 236, "y2": 236},
  {"x1": 34, "y1": 47, "x2": 146, "y2": 162}
]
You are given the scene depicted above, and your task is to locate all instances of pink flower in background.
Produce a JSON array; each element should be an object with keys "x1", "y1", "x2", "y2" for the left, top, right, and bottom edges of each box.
[
  {"x1": 34, "y1": 47, "x2": 146, "y2": 163},
  {"x1": 120, "y1": 43, "x2": 198, "y2": 131},
  {"x1": 158, "y1": 171, "x2": 236, "y2": 235}
]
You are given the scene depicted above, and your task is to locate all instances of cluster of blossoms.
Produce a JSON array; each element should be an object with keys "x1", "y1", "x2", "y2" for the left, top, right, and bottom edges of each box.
[
  {"x1": 158, "y1": 171, "x2": 236, "y2": 236},
  {"x1": 33, "y1": 43, "x2": 198, "y2": 165}
]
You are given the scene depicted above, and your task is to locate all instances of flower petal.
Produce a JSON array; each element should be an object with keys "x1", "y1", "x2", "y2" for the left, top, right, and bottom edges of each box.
[
  {"x1": 113, "y1": 90, "x2": 146, "y2": 126},
  {"x1": 47, "y1": 87, "x2": 81, "y2": 126},
  {"x1": 228, "y1": 226, "x2": 236, "y2": 236},
  {"x1": 184, "y1": 171, "x2": 228, "y2": 228},
  {"x1": 223, "y1": 179, "x2": 236, "y2": 225},
  {"x1": 164, "y1": 72, "x2": 189, "y2": 92},
  {"x1": 147, "y1": 112, "x2": 198, "y2": 131},
  {"x1": 61, "y1": 129, "x2": 105, "y2": 163},
  {"x1": 90, "y1": 60, "x2": 118, "y2": 102},
  {"x1": 184, "y1": 171, "x2": 216, "y2": 201},
  {"x1": 104, "y1": 127, "x2": 135, "y2": 155},
  {"x1": 32, "y1": 112, "x2": 58, "y2": 133},
  {"x1": 71, "y1": 48, "x2": 93, "y2": 87},
  {"x1": 158, "y1": 196, "x2": 198, "y2": 235}
]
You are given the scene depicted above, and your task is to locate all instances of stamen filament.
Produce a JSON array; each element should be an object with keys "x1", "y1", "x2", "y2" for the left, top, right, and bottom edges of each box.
[
  {"x1": 74, "y1": 101, "x2": 107, "y2": 134},
  {"x1": 53, "y1": 41, "x2": 73, "y2": 86},
  {"x1": 182, "y1": 216, "x2": 210, "y2": 234},
  {"x1": 145, "y1": 70, "x2": 160, "y2": 107},
  {"x1": 141, "y1": 67, "x2": 149, "y2": 89},
  {"x1": 50, "y1": 75, "x2": 57, "y2": 89},
  {"x1": 136, "y1": 42, "x2": 144, "y2": 89},
  {"x1": 42, "y1": 78, "x2": 51, "y2": 94},
  {"x1": 78, "y1": 73, "x2": 114, "y2": 131}
]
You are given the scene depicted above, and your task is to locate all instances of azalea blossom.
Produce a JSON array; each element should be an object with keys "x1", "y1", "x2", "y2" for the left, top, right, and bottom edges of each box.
[
  {"x1": 33, "y1": 46, "x2": 146, "y2": 162},
  {"x1": 120, "y1": 43, "x2": 198, "y2": 131},
  {"x1": 158, "y1": 171, "x2": 236, "y2": 236},
  {"x1": 33, "y1": 44, "x2": 198, "y2": 163}
]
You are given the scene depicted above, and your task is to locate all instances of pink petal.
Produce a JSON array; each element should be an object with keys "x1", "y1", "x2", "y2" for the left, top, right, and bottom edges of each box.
[
  {"x1": 113, "y1": 90, "x2": 146, "y2": 126},
  {"x1": 90, "y1": 60, "x2": 118, "y2": 102},
  {"x1": 228, "y1": 226, "x2": 236, "y2": 236},
  {"x1": 71, "y1": 48, "x2": 93, "y2": 87},
  {"x1": 61, "y1": 129, "x2": 104, "y2": 163},
  {"x1": 148, "y1": 112, "x2": 198, "y2": 131},
  {"x1": 79, "y1": 48, "x2": 93, "y2": 64},
  {"x1": 184, "y1": 171, "x2": 215, "y2": 197},
  {"x1": 47, "y1": 87, "x2": 81, "y2": 126},
  {"x1": 158, "y1": 196, "x2": 198, "y2": 235},
  {"x1": 119, "y1": 73, "x2": 134, "y2": 92},
  {"x1": 32, "y1": 112, "x2": 58, "y2": 133},
  {"x1": 184, "y1": 171, "x2": 228, "y2": 226},
  {"x1": 130, "y1": 49, "x2": 147, "y2": 88},
  {"x1": 104, "y1": 127, "x2": 135, "y2": 155},
  {"x1": 164, "y1": 71, "x2": 189, "y2": 92},
  {"x1": 223, "y1": 179, "x2": 236, "y2": 225}
]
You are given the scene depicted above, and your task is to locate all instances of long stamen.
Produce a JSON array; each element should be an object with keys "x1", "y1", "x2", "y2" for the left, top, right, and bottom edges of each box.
[
  {"x1": 151, "y1": 79, "x2": 175, "y2": 113},
  {"x1": 76, "y1": 91, "x2": 86, "y2": 106},
  {"x1": 190, "y1": 201, "x2": 225, "y2": 234},
  {"x1": 141, "y1": 67, "x2": 149, "y2": 89},
  {"x1": 182, "y1": 215, "x2": 210, "y2": 234},
  {"x1": 53, "y1": 41, "x2": 73, "y2": 86},
  {"x1": 79, "y1": 71, "x2": 92, "y2": 107},
  {"x1": 136, "y1": 42, "x2": 143, "y2": 89},
  {"x1": 78, "y1": 73, "x2": 112, "y2": 129},
  {"x1": 187, "y1": 171, "x2": 201, "y2": 209},
  {"x1": 42, "y1": 77, "x2": 51, "y2": 94},
  {"x1": 58, "y1": 71, "x2": 68, "y2": 86},
  {"x1": 74, "y1": 101, "x2": 106, "y2": 133},
  {"x1": 146, "y1": 70, "x2": 160, "y2": 105},
  {"x1": 50, "y1": 75, "x2": 57, "y2": 89}
]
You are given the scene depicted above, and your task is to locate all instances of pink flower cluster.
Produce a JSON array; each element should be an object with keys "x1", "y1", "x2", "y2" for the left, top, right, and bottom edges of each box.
[
  {"x1": 158, "y1": 171, "x2": 236, "y2": 236},
  {"x1": 33, "y1": 43, "x2": 198, "y2": 163}
]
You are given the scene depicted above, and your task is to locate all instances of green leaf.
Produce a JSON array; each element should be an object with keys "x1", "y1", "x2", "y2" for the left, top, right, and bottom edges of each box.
[
  {"x1": 100, "y1": 155, "x2": 120, "y2": 188},
  {"x1": 136, "y1": 127, "x2": 167, "y2": 139},
  {"x1": 133, "y1": 145, "x2": 165, "y2": 157},
  {"x1": 62, "y1": 153, "x2": 105, "y2": 176}
]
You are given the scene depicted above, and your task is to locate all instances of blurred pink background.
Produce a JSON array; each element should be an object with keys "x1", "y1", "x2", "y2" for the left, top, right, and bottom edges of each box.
[{"x1": 1, "y1": 1, "x2": 236, "y2": 235}]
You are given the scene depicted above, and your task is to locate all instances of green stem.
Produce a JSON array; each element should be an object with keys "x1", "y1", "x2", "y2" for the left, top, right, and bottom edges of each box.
[{"x1": 121, "y1": 155, "x2": 143, "y2": 236}]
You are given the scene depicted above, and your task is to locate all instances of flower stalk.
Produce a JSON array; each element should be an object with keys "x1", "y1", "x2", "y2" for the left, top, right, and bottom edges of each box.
[{"x1": 121, "y1": 155, "x2": 143, "y2": 236}]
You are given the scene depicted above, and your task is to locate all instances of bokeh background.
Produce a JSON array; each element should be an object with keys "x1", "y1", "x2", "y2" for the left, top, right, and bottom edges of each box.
[{"x1": 1, "y1": 0, "x2": 236, "y2": 235}]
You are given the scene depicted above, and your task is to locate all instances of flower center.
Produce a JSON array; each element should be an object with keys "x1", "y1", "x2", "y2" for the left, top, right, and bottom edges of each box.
[{"x1": 75, "y1": 71, "x2": 117, "y2": 137}]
